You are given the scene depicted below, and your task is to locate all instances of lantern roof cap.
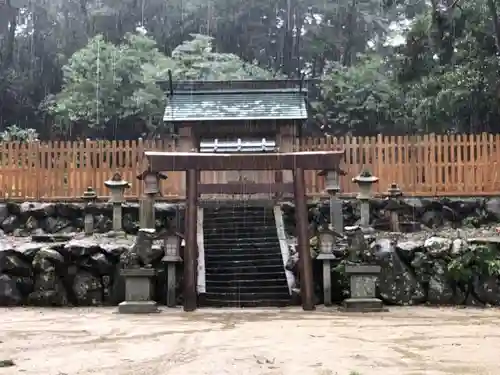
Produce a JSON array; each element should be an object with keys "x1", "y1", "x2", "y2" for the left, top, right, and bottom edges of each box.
[
  {"x1": 344, "y1": 225, "x2": 361, "y2": 233},
  {"x1": 317, "y1": 253, "x2": 337, "y2": 260},
  {"x1": 352, "y1": 170, "x2": 379, "y2": 184},
  {"x1": 139, "y1": 228, "x2": 156, "y2": 234},
  {"x1": 385, "y1": 182, "x2": 402, "y2": 197},
  {"x1": 136, "y1": 170, "x2": 168, "y2": 181},
  {"x1": 81, "y1": 186, "x2": 97, "y2": 200},
  {"x1": 104, "y1": 172, "x2": 130, "y2": 188},
  {"x1": 318, "y1": 225, "x2": 344, "y2": 238},
  {"x1": 317, "y1": 168, "x2": 347, "y2": 176}
]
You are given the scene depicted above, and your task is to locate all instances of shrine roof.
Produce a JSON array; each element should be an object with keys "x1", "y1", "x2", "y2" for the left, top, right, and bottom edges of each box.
[{"x1": 161, "y1": 79, "x2": 310, "y2": 122}]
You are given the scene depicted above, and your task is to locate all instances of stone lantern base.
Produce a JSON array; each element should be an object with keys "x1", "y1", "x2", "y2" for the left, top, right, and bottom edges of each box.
[
  {"x1": 118, "y1": 268, "x2": 159, "y2": 314},
  {"x1": 341, "y1": 264, "x2": 387, "y2": 312}
]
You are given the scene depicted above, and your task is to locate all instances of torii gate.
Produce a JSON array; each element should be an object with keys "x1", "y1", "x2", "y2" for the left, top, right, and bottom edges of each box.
[{"x1": 144, "y1": 150, "x2": 345, "y2": 311}]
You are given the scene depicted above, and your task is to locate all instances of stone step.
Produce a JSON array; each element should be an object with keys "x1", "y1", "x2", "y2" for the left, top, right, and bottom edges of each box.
[
  {"x1": 203, "y1": 213, "x2": 274, "y2": 219},
  {"x1": 203, "y1": 212, "x2": 274, "y2": 222},
  {"x1": 204, "y1": 246, "x2": 281, "y2": 255},
  {"x1": 201, "y1": 298, "x2": 291, "y2": 308},
  {"x1": 204, "y1": 208, "x2": 273, "y2": 215},
  {"x1": 203, "y1": 224, "x2": 277, "y2": 231},
  {"x1": 203, "y1": 233, "x2": 280, "y2": 241},
  {"x1": 204, "y1": 291, "x2": 290, "y2": 302},
  {"x1": 205, "y1": 251, "x2": 283, "y2": 262},
  {"x1": 204, "y1": 227, "x2": 277, "y2": 233},
  {"x1": 202, "y1": 206, "x2": 287, "y2": 308},
  {"x1": 203, "y1": 230, "x2": 278, "y2": 239},
  {"x1": 206, "y1": 278, "x2": 288, "y2": 287},
  {"x1": 204, "y1": 244, "x2": 281, "y2": 255},
  {"x1": 203, "y1": 217, "x2": 275, "y2": 223},
  {"x1": 205, "y1": 271, "x2": 284, "y2": 282},
  {"x1": 204, "y1": 244, "x2": 281, "y2": 251},
  {"x1": 207, "y1": 284, "x2": 289, "y2": 294},
  {"x1": 205, "y1": 257, "x2": 284, "y2": 268},
  {"x1": 205, "y1": 263, "x2": 284, "y2": 274}
]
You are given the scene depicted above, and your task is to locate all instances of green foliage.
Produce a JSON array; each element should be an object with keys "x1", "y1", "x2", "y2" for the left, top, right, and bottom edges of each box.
[
  {"x1": 3, "y1": 0, "x2": 500, "y2": 138},
  {"x1": 448, "y1": 245, "x2": 500, "y2": 282},
  {"x1": 44, "y1": 33, "x2": 173, "y2": 137},
  {"x1": 171, "y1": 34, "x2": 276, "y2": 80},
  {"x1": 317, "y1": 56, "x2": 408, "y2": 135},
  {"x1": 44, "y1": 33, "x2": 274, "y2": 138},
  {"x1": 0, "y1": 125, "x2": 38, "y2": 142}
]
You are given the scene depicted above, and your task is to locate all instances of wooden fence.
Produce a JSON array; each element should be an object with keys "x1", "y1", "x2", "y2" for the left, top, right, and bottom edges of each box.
[{"x1": 0, "y1": 133, "x2": 499, "y2": 201}]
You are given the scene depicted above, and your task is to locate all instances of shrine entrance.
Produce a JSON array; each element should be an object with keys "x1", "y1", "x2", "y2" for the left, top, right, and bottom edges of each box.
[
  {"x1": 198, "y1": 138, "x2": 290, "y2": 308},
  {"x1": 144, "y1": 150, "x2": 344, "y2": 312}
]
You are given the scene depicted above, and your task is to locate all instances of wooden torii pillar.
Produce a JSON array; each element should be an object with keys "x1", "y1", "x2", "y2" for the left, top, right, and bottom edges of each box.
[{"x1": 144, "y1": 150, "x2": 345, "y2": 312}]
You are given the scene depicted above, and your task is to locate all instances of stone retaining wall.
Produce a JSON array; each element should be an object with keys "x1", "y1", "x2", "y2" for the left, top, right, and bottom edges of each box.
[{"x1": 0, "y1": 198, "x2": 500, "y2": 307}]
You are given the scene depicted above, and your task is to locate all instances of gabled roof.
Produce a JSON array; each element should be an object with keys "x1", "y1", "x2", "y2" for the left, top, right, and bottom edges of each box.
[{"x1": 161, "y1": 79, "x2": 310, "y2": 123}]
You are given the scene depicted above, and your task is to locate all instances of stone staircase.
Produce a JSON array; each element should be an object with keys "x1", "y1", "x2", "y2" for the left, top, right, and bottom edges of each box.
[{"x1": 202, "y1": 205, "x2": 291, "y2": 307}]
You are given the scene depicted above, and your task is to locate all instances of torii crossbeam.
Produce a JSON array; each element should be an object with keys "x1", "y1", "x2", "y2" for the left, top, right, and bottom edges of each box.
[{"x1": 144, "y1": 150, "x2": 345, "y2": 311}]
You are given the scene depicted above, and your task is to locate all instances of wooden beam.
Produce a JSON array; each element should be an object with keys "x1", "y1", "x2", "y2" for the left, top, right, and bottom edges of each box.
[
  {"x1": 145, "y1": 151, "x2": 345, "y2": 172},
  {"x1": 198, "y1": 182, "x2": 294, "y2": 195},
  {"x1": 183, "y1": 169, "x2": 198, "y2": 312},
  {"x1": 294, "y1": 167, "x2": 315, "y2": 311}
]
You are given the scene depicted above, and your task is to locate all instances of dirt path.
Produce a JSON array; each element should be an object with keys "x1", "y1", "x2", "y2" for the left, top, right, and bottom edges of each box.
[{"x1": 1, "y1": 306, "x2": 499, "y2": 375}]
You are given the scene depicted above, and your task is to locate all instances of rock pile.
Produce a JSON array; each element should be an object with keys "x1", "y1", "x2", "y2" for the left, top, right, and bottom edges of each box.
[
  {"x1": 282, "y1": 197, "x2": 500, "y2": 231},
  {"x1": 0, "y1": 234, "x2": 171, "y2": 306},
  {"x1": 371, "y1": 232, "x2": 500, "y2": 306},
  {"x1": 1, "y1": 198, "x2": 500, "y2": 308},
  {"x1": 281, "y1": 226, "x2": 500, "y2": 307},
  {"x1": 0, "y1": 201, "x2": 181, "y2": 236}
]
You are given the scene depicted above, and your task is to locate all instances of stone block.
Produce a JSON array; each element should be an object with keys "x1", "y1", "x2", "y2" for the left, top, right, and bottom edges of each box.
[
  {"x1": 350, "y1": 275, "x2": 377, "y2": 298},
  {"x1": 343, "y1": 263, "x2": 386, "y2": 313},
  {"x1": 118, "y1": 268, "x2": 158, "y2": 314},
  {"x1": 118, "y1": 300, "x2": 159, "y2": 314},
  {"x1": 341, "y1": 297, "x2": 387, "y2": 312}
]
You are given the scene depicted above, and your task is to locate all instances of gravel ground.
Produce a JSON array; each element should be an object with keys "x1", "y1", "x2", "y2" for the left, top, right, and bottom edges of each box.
[{"x1": 1, "y1": 306, "x2": 500, "y2": 375}]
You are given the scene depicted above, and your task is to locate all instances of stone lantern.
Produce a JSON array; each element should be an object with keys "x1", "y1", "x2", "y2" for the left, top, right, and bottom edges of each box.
[
  {"x1": 352, "y1": 170, "x2": 378, "y2": 227},
  {"x1": 137, "y1": 170, "x2": 167, "y2": 229},
  {"x1": 342, "y1": 225, "x2": 386, "y2": 312},
  {"x1": 104, "y1": 172, "x2": 130, "y2": 233},
  {"x1": 318, "y1": 169, "x2": 346, "y2": 233},
  {"x1": 161, "y1": 231, "x2": 183, "y2": 307},
  {"x1": 318, "y1": 226, "x2": 337, "y2": 254},
  {"x1": 385, "y1": 183, "x2": 403, "y2": 232},
  {"x1": 81, "y1": 187, "x2": 97, "y2": 235},
  {"x1": 316, "y1": 226, "x2": 342, "y2": 307}
]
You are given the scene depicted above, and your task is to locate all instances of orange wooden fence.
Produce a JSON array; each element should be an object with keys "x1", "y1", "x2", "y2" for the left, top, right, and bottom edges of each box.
[{"x1": 0, "y1": 133, "x2": 498, "y2": 201}]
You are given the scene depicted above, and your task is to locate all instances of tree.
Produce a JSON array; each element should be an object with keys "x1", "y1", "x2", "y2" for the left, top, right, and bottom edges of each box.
[
  {"x1": 43, "y1": 33, "x2": 174, "y2": 139},
  {"x1": 3, "y1": 0, "x2": 500, "y2": 138},
  {"x1": 44, "y1": 33, "x2": 274, "y2": 139},
  {"x1": 316, "y1": 56, "x2": 406, "y2": 136}
]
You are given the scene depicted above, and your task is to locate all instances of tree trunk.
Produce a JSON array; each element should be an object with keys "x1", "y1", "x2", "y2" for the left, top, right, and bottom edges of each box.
[
  {"x1": 1, "y1": 9, "x2": 17, "y2": 71},
  {"x1": 488, "y1": 0, "x2": 500, "y2": 53},
  {"x1": 342, "y1": 0, "x2": 356, "y2": 67}
]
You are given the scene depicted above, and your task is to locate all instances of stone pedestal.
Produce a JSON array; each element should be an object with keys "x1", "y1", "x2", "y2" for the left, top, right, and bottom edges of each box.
[
  {"x1": 390, "y1": 210, "x2": 400, "y2": 232},
  {"x1": 81, "y1": 187, "x2": 97, "y2": 236},
  {"x1": 342, "y1": 264, "x2": 386, "y2": 312},
  {"x1": 329, "y1": 195, "x2": 343, "y2": 233},
  {"x1": 139, "y1": 197, "x2": 155, "y2": 228},
  {"x1": 162, "y1": 255, "x2": 183, "y2": 308},
  {"x1": 112, "y1": 203, "x2": 123, "y2": 232},
  {"x1": 359, "y1": 199, "x2": 370, "y2": 227},
  {"x1": 118, "y1": 268, "x2": 159, "y2": 314},
  {"x1": 84, "y1": 212, "x2": 94, "y2": 235},
  {"x1": 317, "y1": 253, "x2": 336, "y2": 307}
]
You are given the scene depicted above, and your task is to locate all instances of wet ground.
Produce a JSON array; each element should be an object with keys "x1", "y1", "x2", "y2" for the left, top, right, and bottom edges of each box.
[{"x1": 1, "y1": 306, "x2": 499, "y2": 375}]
